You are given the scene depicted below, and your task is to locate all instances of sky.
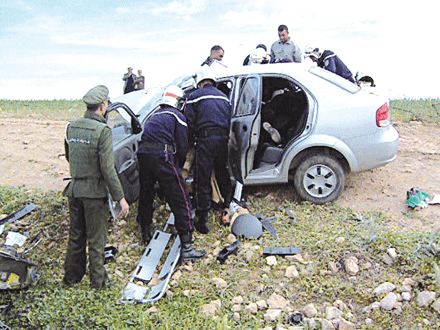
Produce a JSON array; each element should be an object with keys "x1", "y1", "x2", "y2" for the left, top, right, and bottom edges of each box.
[{"x1": 1, "y1": 0, "x2": 439, "y2": 100}]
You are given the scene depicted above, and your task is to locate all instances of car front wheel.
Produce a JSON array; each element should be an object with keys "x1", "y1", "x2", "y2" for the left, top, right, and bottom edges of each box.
[{"x1": 293, "y1": 154, "x2": 346, "y2": 204}]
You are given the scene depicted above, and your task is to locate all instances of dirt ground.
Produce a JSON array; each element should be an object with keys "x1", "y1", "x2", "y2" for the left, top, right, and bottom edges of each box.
[{"x1": 1, "y1": 116, "x2": 439, "y2": 232}]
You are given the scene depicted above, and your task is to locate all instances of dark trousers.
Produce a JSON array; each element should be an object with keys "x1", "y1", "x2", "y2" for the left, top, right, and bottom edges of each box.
[
  {"x1": 194, "y1": 136, "x2": 232, "y2": 216},
  {"x1": 137, "y1": 151, "x2": 193, "y2": 236},
  {"x1": 64, "y1": 197, "x2": 108, "y2": 288}
]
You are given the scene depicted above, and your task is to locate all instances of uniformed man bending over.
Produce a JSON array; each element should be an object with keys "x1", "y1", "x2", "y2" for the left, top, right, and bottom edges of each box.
[
  {"x1": 136, "y1": 85, "x2": 206, "y2": 262},
  {"x1": 185, "y1": 70, "x2": 233, "y2": 234},
  {"x1": 63, "y1": 85, "x2": 129, "y2": 289}
]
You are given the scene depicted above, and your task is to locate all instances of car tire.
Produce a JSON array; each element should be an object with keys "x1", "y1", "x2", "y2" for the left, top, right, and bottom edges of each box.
[{"x1": 293, "y1": 154, "x2": 346, "y2": 204}]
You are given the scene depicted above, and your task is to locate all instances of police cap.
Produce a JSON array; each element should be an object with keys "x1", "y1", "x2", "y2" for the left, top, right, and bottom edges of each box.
[{"x1": 82, "y1": 85, "x2": 109, "y2": 106}]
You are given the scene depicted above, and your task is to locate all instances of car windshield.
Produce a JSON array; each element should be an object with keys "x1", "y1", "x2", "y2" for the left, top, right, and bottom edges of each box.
[
  {"x1": 309, "y1": 66, "x2": 360, "y2": 93},
  {"x1": 169, "y1": 74, "x2": 196, "y2": 90}
]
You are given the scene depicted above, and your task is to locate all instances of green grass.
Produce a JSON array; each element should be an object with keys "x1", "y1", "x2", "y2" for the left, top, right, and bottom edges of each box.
[
  {"x1": 390, "y1": 98, "x2": 440, "y2": 123},
  {"x1": 1, "y1": 185, "x2": 440, "y2": 329},
  {"x1": 1, "y1": 98, "x2": 440, "y2": 329},
  {"x1": 0, "y1": 100, "x2": 84, "y2": 121}
]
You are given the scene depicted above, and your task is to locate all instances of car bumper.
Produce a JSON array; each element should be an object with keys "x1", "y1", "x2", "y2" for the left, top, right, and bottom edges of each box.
[{"x1": 345, "y1": 125, "x2": 399, "y2": 172}]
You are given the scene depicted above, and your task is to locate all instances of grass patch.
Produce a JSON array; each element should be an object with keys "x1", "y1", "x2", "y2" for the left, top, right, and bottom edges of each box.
[
  {"x1": 0, "y1": 100, "x2": 84, "y2": 121},
  {"x1": 390, "y1": 98, "x2": 440, "y2": 123},
  {"x1": 1, "y1": 185, "x2": 440, "y2": 329}
]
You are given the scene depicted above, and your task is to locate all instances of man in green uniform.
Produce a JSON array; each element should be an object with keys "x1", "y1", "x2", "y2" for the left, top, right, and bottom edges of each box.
[{"x1": 63, "y1": 85, "x2": 129, "y2": 289}]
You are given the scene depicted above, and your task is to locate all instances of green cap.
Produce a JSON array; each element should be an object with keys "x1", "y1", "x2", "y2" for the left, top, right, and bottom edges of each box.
[{"x1": 82, "y1": 85, "x2": 109, "y2": 106}]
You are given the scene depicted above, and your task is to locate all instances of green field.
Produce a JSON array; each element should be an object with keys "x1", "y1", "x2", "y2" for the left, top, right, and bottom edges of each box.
[{"x1": 1, "y1": 99, "x2": 440, "y2": 329}]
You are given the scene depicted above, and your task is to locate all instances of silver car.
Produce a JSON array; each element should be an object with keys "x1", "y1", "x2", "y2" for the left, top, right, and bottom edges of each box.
[{"x1": 105, "y1": 63, "x2": 398, "y2": 206}]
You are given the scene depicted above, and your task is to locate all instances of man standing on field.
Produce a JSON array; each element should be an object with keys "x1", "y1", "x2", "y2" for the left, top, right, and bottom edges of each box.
[{"x1": 63, "y1": 85, "x2": 129, "y2": 289}]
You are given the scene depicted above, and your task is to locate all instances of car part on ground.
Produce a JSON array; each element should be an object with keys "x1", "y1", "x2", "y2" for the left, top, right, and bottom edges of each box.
[
  {"x1": 256, "y1": 213, "x2": 278, "y2": 238},
  {"x1": 231, "y1": 214, "x2": 263, "y2": 239},
  {"x1": 216, "y1": 240, "x2": 241, "y2": 264},
  {"x1": 121, "y1": 213, "x2": 180, "y2": 304},
  {"x1": 104, "y1": 246, "x2": 118, "y2": 264},
  {"x1": 263, "y1": 246, "x2": 302, "y2": 256},
  {"x1": 0, "y1": 246, "x2": 39, "y2": 290},
  {"x1": 0, "y1": 201, "x2": 38, "y2": 227},
  {"x1": 293, "y1": 154, "x2": 346, "y2": 204}
]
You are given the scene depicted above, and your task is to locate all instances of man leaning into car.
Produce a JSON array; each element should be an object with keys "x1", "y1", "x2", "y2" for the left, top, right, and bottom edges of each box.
[
  {"x1": 63, "y1": 85, "x2": 129, "y2": 289},
  {"x1": 185, "y1": 69, "x2": 233, "y2": 234}
]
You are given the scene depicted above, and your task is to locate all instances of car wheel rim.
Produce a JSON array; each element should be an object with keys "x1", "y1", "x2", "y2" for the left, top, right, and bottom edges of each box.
[{"x1": 303, "y1": 164, "x2": 337, "y2": 198}]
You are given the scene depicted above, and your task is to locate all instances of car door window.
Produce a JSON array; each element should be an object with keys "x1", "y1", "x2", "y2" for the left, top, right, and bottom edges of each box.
[
  {"x1": 106, "y1": 108, "x2": 132, "y2": 145},
  {"x1": 235, "y1": 77, "x2": 259, "y2": 117}
]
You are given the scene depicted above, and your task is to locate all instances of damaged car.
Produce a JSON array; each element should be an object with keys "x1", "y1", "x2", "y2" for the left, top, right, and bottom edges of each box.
[{"x1": 105, "y1": 63, "x2": 399, "y2": 207}]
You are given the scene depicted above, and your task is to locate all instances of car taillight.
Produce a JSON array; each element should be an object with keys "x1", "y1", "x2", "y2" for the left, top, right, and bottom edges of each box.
[{"x1": 376, "y1": 103, "x2": 390, "y2": 127}]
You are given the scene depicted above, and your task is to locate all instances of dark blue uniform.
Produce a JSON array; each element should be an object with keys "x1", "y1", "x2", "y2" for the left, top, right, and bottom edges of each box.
[
  {"x1": 317, "y1": 50, "x2": 355, "y2": 83},
  {"x1": 137, "y1": 106, "x2": 193, "y2": 237},
  {"x1": 185, "y1": 84, "x2": 232, "y2": 219}
]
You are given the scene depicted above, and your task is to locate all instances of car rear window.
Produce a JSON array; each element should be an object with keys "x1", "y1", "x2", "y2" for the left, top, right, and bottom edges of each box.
[{"x1": 309, "y1": 66, "x2": 360, "y2": 94}]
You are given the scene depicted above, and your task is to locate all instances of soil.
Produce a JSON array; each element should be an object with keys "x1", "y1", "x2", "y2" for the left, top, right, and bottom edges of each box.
[{"x1": 1, "y1": 116, "x2": 439, "y2": 232}]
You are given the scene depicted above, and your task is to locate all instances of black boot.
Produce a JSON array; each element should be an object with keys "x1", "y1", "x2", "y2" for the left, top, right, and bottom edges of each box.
[
  {"x1": 141, "y1": 224, "x2": 152, "y2": 245},
  {"x1": 195, "y1": 213, "x2": 210, "y2": 234},
  {"x1": 180, "y1": 233, "x2": 206, "y2": 262}
]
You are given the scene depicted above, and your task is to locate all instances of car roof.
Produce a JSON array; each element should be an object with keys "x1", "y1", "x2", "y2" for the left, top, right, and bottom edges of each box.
[{"x1": 212, "y1": 63, "x2": 360, "y2": 94}]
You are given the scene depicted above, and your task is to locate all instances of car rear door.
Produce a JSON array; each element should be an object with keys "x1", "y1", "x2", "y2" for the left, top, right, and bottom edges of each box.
[
  {"x1": 228, "y1": 75, "x2": 261, "y2": 183},
  {"x1": 105, "y1": 102, "x2": 143, "y2": 217}
]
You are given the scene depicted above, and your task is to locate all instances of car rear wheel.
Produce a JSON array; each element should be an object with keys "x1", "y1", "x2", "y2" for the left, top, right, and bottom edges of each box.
[{"x1": 293, "y1": 154, "x2": 346, "y2": 204}]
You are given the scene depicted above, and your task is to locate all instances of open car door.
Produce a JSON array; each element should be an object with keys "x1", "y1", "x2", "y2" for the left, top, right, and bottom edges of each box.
[
  {"x1": 105, "y1": 102, "x2": 143, "y2": 218},
  {"x1": 228, "y1": 75, "x2": 261, "y2": 184}
]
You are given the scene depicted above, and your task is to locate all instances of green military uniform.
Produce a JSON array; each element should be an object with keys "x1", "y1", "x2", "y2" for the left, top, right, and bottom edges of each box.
[{"x1": 63, "y1": 85, "x2": 124, "y2": 288}]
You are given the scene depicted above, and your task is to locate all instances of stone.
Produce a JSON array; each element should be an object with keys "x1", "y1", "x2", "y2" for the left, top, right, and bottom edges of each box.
[
  {"x1": 362, "y1": 261, "x2": 372, "y2": 270},
  {"x1": 344, "y1": 257, "x2": 359, "y2": 275},
  {"x1": 401, "y1": 292, "x2": 412, "y2": 301},
  {"x1": 285, "y1": 254, "x2": 309, "y2": 264},
  {"x1": 373, "y1": 282, "x2": 396, "y2": 295},
  {"x1": 211, "y1": 299, "x2": 222, "y2": 308},
  {"x1": 257, "y1": 299, "x2": 268, "y2": 310},
  {"x1": 212, "y1": 277, "x2": 227, "y2": 289},
  {"x1": 245, "y1": 302, "x2": 258, "y2": 314},
  {"x1": 325, "y1": 306, "x2": 342, "y2": 320},
  {"x1": 335, "y1": 236, "x2": 345, "y2": 244},
  {"x1": 264, "y1": 309, "x2": 282, "y2": 322},
  {"x1": 172, "y1": 270, "x2": 182, "y2": 280},
  {"x1": 402, "y1": 278, "x2": 415, "y2": 287},
  {"x1": 382, "y1": 254, "x2": 393, "y2": 265},
  {"x1": 339, "y1": 317, "x2": 355, "y2": 330},
  {"x1": 416, "y1": 291, "x2": 436, "y2": 307},
  {"x1": 285, "y1": 265, "x2": 299, "y2": 278},
  {"x1": 400, "y1": 284, "x2": 412, "y2": 293},
  {"x1": 266, "y1": 255, "x2": 277, "y2": 266},
  {"x1": 387, "y1": 248, "x2": 398, "y2": 259},
  {"x1": 303, "y1": 303, "x2": 318, "y2": 318},
  {"x1": 201, "y1": 303, "x2": 218, "y2": 316},
  {"x1": 380, "y1": 292, "x2": 398, "y2": 311},
  {"x1": 144, "y1": 306, "x2": 158, "y2": 314},
  {"x1": 232, "y1": 296, "x2": 244, "y2": 305},
  {"x1": 268, "y1": 293, "x2": 289, "y2": 309},
  {"x1": 333, "y1": 299, "x2": 348, "y2": 311},
  {"x1": 227, "y1": 234, "x2": 236, "y2": 242},
  {"x1": 328, "y1": 261, "x2": 339, "y2": 273},
  {"x1": 320, "y1": 318, "x2": 335, "y2": 330},
  {"x1": 232, "y1": 304, "x2": 242, "y2": 312},
  {"x1": 432, "y1": 298, "x2": 440, "y2": 312},
  {"x1": 245, "y1": 250, "x2": 254, "y2": 262},
  {"x1": 371, "y1": 301, "x2": 381, "y2": 310}
]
